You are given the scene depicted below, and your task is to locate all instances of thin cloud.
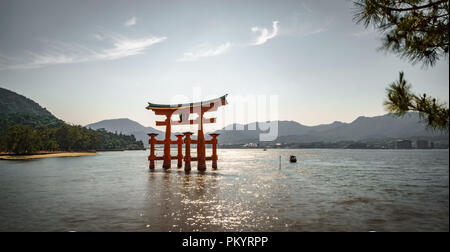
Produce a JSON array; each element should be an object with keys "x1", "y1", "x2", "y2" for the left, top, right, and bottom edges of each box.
[
  {"x1": 280, "y1": 11, "x2": 332, "y2": 38},
  {"x1": 250, "y1": 21, "x2": 279, "y2": 46},
  {"x1": 177, "y1": 42, "x2": 232, "y2": 62},
  {"x1": 301, "y1": 2, "x2": 313, "y2": 13},
  {"x1": 124, "y1": 17, "x2": 137, "y2": 27},
  {"x1": 0, "y1": 53, "x2": 12, "y2": 65},
  {"x1": 302, "y1": 26, "x2": 327, "y2": 36},
  {"x1": 279, "y1": 22, "x2": 329, "y2": 37},
  {"x1": 94, "y1": 34, "x2": 105, "y2": 40},
  {"x1": 0, "y1": 34, "x2": 166, "y2": 70},
  {"x1": 97, "y1": 35, "x2": 166, "y2": 60}
]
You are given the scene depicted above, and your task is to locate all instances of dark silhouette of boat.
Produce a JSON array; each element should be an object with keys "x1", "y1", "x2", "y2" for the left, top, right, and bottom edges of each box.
[{"x1": 290, "y1": 155, "x2": 297, "y2": 163}]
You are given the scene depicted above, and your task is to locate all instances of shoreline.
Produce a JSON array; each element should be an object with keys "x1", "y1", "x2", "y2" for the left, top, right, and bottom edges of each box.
[{"x1": 0, "y1": 152, "x2": 97, "y2": 160}]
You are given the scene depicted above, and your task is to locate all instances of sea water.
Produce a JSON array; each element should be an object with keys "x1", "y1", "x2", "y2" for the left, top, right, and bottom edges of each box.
[{"x1": 0, "y1": 149, "x2": 448, "y2": 231}]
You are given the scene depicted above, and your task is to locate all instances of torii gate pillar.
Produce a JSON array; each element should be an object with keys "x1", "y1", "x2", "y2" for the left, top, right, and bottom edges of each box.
[
  {"x1": 197, "y1": 111, "x2": 207, "y2": 171},
  {"x1": 162, "y1": 111, "x2": 173, "y2": 169}
]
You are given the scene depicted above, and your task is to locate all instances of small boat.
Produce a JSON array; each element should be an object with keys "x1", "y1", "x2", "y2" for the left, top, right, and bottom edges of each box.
[{"x1": 289, "y1": 155, "x2": 297, "y2": 163}]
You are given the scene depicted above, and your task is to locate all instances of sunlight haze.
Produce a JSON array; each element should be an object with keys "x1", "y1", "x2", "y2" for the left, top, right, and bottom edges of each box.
[{"x1": 0, "y1": 0, "x2": 448, "y2": 129}]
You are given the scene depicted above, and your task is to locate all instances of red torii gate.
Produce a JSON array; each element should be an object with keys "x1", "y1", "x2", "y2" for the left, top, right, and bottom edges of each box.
[{"x1": 146, "y1": 95, "x2": 227, "y2": 172}]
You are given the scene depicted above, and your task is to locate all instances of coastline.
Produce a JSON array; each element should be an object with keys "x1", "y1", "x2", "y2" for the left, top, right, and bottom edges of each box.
[{"x1": 0, "y1": 152, "x2": 97, "y2": 160}]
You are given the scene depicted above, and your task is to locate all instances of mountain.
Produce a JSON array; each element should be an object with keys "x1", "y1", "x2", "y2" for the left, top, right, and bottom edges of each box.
[
  {"x1": 0, "y1": 87, "x2": 55, "y2": 116},
  {"x1": 86, "y1": 113, "x2": 448, "y2": 146},
  {"x1": 307, "y1": 113, "x2": 440, "y2": 142},
  {"x1": 0, "y1": 87, "x2": 63, "y2": 131},
  {"x1": 0, "y1": 87, "x2": 145, "y2": 152},
  {"x1": 85, "y1": 118, "x2": 163, "y2": 145},
  {"x1": 214, "y1": 120, "x2": 347, "y2": 144},
  {"x1": 215, "y1": 113, "x2": 448, "y2": 144}
]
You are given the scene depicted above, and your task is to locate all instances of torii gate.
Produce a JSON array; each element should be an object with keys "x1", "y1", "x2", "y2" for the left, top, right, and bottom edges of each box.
[{"x1": 146, "y1": 95, "x2": 227, "y2": 172}]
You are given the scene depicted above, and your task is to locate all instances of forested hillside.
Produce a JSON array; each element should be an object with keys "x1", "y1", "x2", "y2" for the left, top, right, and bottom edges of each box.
[{"x1": 0, "y1": 87, "x2": 144, "y2": 154}]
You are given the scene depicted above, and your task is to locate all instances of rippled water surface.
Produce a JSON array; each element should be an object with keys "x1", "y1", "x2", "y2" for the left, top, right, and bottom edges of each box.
[{"x1": 0, "y1": 149, "x2": 448, "y2": 231}]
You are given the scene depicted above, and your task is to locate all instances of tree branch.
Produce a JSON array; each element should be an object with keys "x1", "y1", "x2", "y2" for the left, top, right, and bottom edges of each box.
[{"x1": 375, "y1": 0, "x2": 448, "y2": 12}]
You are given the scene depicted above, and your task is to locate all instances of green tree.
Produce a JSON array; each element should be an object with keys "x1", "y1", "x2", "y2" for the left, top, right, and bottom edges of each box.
[
  {"x1": 54, "y1": 125, "x2": 72, "y2": 151},
  {"x1": 353, "y1": 0, "x2": 449, "y2": 130},
  {"x1": 6, "y1": 125, "x2": 41, "y2": 154},
  {"x1": 353, "y1": 0, "x2": 449, "y2": 67},
  {"x1": 37, "y1": 127, "x2": 59, "y2": 151},
  {"x1": 1, "y1": 117, "x2": 144, "y2": 153},
  {"x1": 384, "y1": 72, "x2": 449, "y2": 130},
  {"x1": 0, "y1": 133, "x2": 6, "y2": 152}
]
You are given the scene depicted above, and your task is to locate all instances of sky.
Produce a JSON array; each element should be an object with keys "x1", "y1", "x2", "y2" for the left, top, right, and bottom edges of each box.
[{"x1": 0, "y1": 0, "x2": 448, "y2": 131}]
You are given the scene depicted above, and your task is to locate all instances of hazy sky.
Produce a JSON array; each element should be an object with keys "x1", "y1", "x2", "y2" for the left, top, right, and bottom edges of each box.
[{"x1": 0, "y1": 0, "x2": 448, "y2": 130}]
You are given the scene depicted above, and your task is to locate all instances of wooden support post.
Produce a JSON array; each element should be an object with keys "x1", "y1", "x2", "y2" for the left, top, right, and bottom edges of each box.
[
  {"x1": 197, "y1": 112, "x2": 207, "y2": 171},
  {"x1": 148, "y1": 133, "x2": 158, "y2": 170},
  {"x1": 209, "y1": 133, "x2": 219, "y2": 169},
  {"x1": 183, "y1": 132, "x2": 193, "y2": 172},
  {"x1": 162, "y1": 112, "x2": 173, "y2": 169},
  {"x1": 175, "y1": 134, "x2": 184, "y2": 168}
]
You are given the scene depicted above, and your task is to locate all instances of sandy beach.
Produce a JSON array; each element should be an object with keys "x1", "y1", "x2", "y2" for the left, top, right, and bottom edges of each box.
[{"x1": 0, "y1": 152, "x2": 97, "y2": 160}]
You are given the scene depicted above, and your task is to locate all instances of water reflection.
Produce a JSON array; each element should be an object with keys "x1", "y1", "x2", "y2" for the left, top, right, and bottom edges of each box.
[{"x1": 146, "y1": 166, "x2": 222, "y2": 231}]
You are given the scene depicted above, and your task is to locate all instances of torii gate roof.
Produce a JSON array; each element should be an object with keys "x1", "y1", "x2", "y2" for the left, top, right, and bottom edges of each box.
[{"x1": 146, "y1": 94, "x2": 228, "y2": 111}]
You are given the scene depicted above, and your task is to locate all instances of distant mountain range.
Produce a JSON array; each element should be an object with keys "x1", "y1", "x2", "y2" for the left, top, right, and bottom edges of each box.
[
  {"x1": 215, "y1": 113, "x2": 447, "y2": 144},
  {"x1": 85, "y1": 113, "x2": 448, "y2": 146},
  {"x1": 85, "y1": 118, "x2": 164, "y2": 145},
  {"x1": 2, "y1": 85, "x2": 447, "y2": 148}
]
